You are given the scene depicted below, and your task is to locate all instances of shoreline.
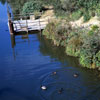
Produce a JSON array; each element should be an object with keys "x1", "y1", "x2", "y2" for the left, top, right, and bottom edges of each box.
[{"x1": 42, "y1": 18, "x2": 100, "y2": 70}]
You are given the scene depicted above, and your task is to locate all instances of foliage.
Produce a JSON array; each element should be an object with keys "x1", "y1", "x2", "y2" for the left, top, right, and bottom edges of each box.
[
  {"x1": 83, "y1": 10, "x2": 91, "y2": 22},
  {"x1": 43, "y1": 19, "x2": 71, "y2": 46},
  {"x1": 79, "y1": 49, "x2": 92, "y2": 68},
  {"x1": 43, "y1": 19, "x2": 100, "y2": 69},
  {"x1": 60, "y1": 0, "x2": 77, "y2": 12},
  {"x1": 0, "y1": 0, "x2": 6, "y2": 4},
  {"x1": 71, "y1": 10, "x2": 82, "y2": 21},
  {"x1": 22, "y1": 0, "x2": 42, "y2": 14},
  {"x1": 8, "y1": 0, "x2": 28, "y2": 14},
  {"x1": 96, "y1": 51, "x2": 100, "y2": 67},
  {"x1": 7, "y1": 0, "x2": 100, "y2": 22},
  {"x1": 34, "y1": 11, "x2": 41, "y2": 19},
  {"x1": 91, "y1": 25, "x2": 99, "y2": 31}
]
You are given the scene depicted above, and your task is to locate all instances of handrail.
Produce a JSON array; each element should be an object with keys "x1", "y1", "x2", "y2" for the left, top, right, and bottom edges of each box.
[{"x1": 13, "y1": 13, "x2": 34, "y2": 16}]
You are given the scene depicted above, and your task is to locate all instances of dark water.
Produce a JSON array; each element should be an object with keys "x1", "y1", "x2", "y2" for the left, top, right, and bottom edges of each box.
[{"x1": 1, "y1": 3, "x2": 100, "y2": 100}]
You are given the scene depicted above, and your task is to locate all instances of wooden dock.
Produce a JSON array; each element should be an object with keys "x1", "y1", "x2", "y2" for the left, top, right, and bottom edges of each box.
[
  {"x1": 8, "y1": 13, "x2": 49, "y2": 35},
  {"x1": 6, "y1": 1, "x2": 51, "y2": 35}
]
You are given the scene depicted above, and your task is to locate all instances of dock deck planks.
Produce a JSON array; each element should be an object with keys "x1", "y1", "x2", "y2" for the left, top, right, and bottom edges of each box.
[{"x1": 13, "y1": 19, "x2": 48, "y2": 32}]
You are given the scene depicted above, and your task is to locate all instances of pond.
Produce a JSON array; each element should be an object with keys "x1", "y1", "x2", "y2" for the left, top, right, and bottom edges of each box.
[{"x1": 0, "y1": 2, "x2": 100, "y2": 100}]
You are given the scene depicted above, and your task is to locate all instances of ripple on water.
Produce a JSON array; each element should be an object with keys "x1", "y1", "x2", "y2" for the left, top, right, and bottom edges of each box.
[{"x1": 39, "y1": 68, "x2": 88, "y2": 100}]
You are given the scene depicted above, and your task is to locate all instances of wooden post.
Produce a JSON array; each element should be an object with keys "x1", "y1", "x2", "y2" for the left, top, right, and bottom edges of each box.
[
  {"x1": 8, "y1": 12, "x2": 15, "y2": 35},
  {"x1": 25, "y1": 16, "x2": 28, "y2": 34},
  {"x1": 39, "y1": 19, "x2": 42, "y2": 36},
  {"x1": 9, "y1": 20, "x2": 14, "y2": 35}
]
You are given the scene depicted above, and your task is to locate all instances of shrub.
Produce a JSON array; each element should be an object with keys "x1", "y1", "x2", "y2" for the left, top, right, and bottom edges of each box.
[
  {"x1": 65, "y1": 30, "x2": 82, "y2": 57},
  {"x1": 91, "y1": 25, "x2": 99, "y2": 31},
  {"x1": 96, "y1": 51, "x2": 100, "y2": 67},
  {"x1": 22, "y1": 1, "x2": 43, "y2": 15},
  {"x1": 83, "y1": 11, "x2": 91, "y2": 22},
  {"x1": 88, "y1": 25, "x2": 99, "y2": 36},
  {"x1": 88, "y1": 30, "x2": 94, "y2": 36},
  {"x1": 43, "y1": 20, "x2": 72, "y2": 46},
  {"x1": 43, "y1": 18, "x2": 100, "y2": 69},
  {"x1": 43, "y1": 20, "x2": 58, "y2": 40},
  {"x1": 79, "y1": 50, "x2": 92, "y2": 68},
  {"x1": 71, "y1": 10, "x2": 82, "y2": 21},
  {"x1": 34, "y1": 11, "x2": 41, "y2": 19},
  {"x1": 60, "y1": 0, "x2": 77, "y2": 12}
]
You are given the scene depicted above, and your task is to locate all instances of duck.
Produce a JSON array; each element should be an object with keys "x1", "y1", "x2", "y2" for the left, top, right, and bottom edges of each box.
[
  {"x1": 73, "y1": 73, "x2": 79, "y2": 78},
  {"x1": 52, "y1": 71, "x2": 57, "y2": 75},
  {"x1": 41, "y1": 86, "x2": 47, "y2": 90},
  {"x1": 58, "y1": 88, "x2": 64, "y2": 94}
]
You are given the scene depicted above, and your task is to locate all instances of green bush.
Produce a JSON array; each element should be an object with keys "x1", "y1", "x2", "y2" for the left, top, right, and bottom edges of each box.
[
  {"x1": 91, "y1": 25, "x2": 99, "y2": 31},
  {"x1": 71, "y1": 10, "x2": 82, "y2": 21},
  {"x1": 95, "y1": 51, "x2": 100, "y2": 67},
  {"x1": 43, "y1": 17, "x2": 100, "y2": 69},
  {"x1": 79, "y1": 50, "x2": 92, "y2": 68},
  {"x1": 60, "y1": 0, "x2": 77, "y2": 12},
  {"x1": 34, "y1": 11, "x2": 41, "y2": 19},
  {"x1": 22, "y1": 1, "x2": 43, "y2": 14},
  {"x1": 88, "y1": 25, "x2": 99, "y2": 36},
  {"x1": 43, "y1": 20, "x2": 71, "y2": 46},
  {"x1": 83, "y1": 11, "x2": 91, "y2": 22}
]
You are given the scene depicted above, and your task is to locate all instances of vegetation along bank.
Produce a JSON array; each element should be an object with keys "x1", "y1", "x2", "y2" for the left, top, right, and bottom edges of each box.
[{"x1": 42, "y1": 0, "x2": 100, "y2": 70}]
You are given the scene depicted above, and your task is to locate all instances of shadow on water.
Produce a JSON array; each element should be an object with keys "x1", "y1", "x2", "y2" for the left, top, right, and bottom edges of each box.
[{"x1": 38, "y1": 35, "x2": 80, "y2": 68}]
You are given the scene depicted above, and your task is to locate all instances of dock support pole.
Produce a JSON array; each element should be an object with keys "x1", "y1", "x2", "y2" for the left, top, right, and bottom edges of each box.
[
  {"x1": 9, "y1": 20, "x2": 14, "y2": 35},
  {"x1": 39, "y1": 19, "x2": 42, "y2": 36},
  {"x1": 8, "y1": 13, "x2": 14, "y2": 35}
]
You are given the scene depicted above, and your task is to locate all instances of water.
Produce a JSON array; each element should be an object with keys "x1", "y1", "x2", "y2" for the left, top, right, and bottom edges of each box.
[{"x1": 0, "y1": 2, "x2": 100, "y2": 100}]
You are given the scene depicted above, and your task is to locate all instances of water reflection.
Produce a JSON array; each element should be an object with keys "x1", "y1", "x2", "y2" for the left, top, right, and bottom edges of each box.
[
  {"x1": 38, "y1": 35, "x2": 81, "y2": 68},
  {"x1": 10, "y1": 35, "x2": 15, "y2": 48},
  {"x1": 10, "y1": 33, "x2": 34, "y2": 60}
]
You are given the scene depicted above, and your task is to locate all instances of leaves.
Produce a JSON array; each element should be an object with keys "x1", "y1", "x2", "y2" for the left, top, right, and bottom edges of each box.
[{"x1": 22, "y1": 1, "x2": 43, "y2": 14}]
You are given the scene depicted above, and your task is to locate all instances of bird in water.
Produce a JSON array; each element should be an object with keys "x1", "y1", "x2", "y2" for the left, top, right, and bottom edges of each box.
[
  {"x1": 52, "y1": 71, "x2": 57, "y2": 75},
  {"x1": 73, "y1": 73, "x2": 79, "y2": 78},
  {"x1": 41, "y1": 86, "x2": 47, "y2": 90},
  {"x1": 58, "y1": 88, "x2": 64, "y2": 94}
]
